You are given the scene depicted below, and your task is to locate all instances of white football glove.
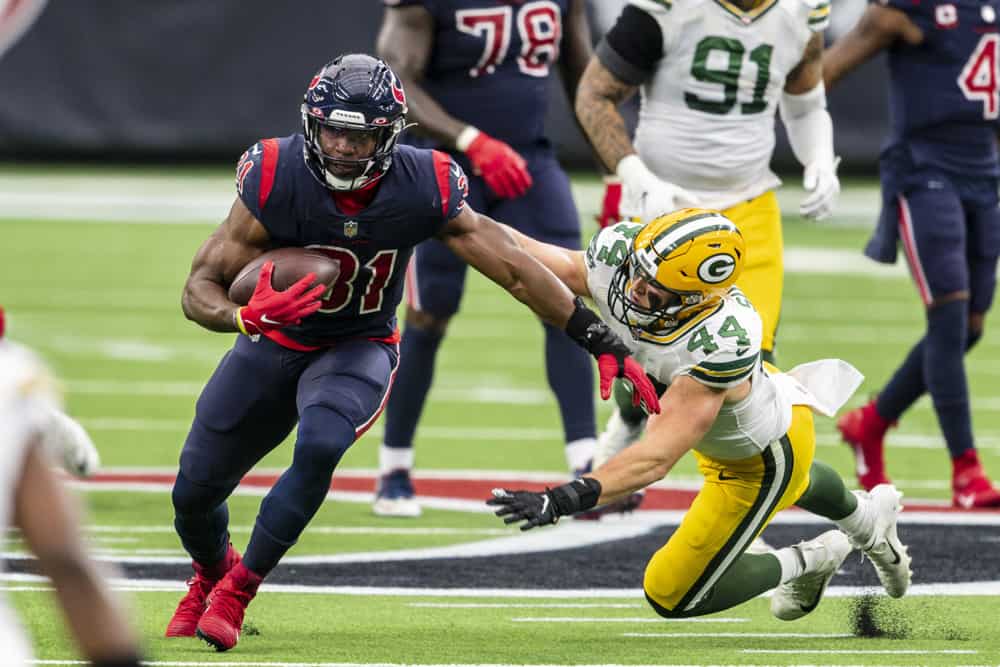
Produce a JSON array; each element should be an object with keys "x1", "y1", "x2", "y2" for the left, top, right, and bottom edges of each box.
[
  {"x1": 617, "y1": 154, "x2": 700, "y2": 223},
  {"x1": 40, "y1": 407, "x2": 100, "y2": 477},
  {"x1": 799, "y1": 156, "x2": 841, "y2": 221}
]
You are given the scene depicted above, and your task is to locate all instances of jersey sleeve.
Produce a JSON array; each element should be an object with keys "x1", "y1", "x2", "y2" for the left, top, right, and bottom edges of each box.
[
  {"x1": 430, "y1": 150, "x2": 470, "y2": 221},
  {"x1": 585, "y1": 222, "x2": 642, "y2": 270},
  {"x1": 597, "y1": 2, "x2": 668, "y2": 85},
  {"x1": 235, "y1": 138, "x2": 282, "y2": 224},
  {"x1": 676, "y1": 307, "x2": 763, "y2": 390},
  {"x1": 801, "y1": 0, "x2": 831, "y2": 31}
]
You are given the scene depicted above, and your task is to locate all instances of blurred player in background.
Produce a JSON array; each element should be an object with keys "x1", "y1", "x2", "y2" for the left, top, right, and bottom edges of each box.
[
  {"x1": 0, "y1": 307, "x2": 143, "y2": 667},
  {"x1": 826, "y1": 0, "x2": 1000, "y2": 508},
  {"x1": 485, "y1": 210, "x2": 911, "y2": 622},
  {"x1": 575, "y1": 0, "x2": 842, "y2": 473},
  {"x1": 374, "y1": 0, "x2": 602, "y2": 517},
  {"x1": 166, "y1": 54, "x2": 658, "y2": 651}
]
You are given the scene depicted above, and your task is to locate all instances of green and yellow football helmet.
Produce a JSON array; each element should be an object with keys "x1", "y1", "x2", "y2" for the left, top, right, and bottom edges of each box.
[{"x1": 608, "y1": 208, "x2": 746, "y2": 334}]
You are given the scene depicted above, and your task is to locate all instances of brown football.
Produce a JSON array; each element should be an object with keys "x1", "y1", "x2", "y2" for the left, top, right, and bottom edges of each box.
[{"x1": 228, "y1": 247, "x2": 341, "y2": 306}]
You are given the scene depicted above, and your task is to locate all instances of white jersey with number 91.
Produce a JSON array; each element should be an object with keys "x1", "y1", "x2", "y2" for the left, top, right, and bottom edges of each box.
[{"x1": 629, "y1": 0, "x2": 828, "y2": 209}]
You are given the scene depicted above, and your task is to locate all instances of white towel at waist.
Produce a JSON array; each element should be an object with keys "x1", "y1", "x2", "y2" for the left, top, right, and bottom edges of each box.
[{"x1": 770, "y1": 359, "x2": 864, "y2": 418}]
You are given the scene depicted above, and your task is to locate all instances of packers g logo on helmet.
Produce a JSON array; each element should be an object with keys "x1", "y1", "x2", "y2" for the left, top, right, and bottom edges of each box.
[
  {"x1": 608, "y1": 209, "x2": 745, "y2": 333},
  {"x1": 697, "y1": 253, "x2": 737, "y2": 284}
]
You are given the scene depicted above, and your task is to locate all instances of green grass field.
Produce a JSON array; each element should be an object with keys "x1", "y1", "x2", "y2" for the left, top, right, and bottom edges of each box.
[{"x1": 2, "y1": 168, "x2": 999, "y2": 665}]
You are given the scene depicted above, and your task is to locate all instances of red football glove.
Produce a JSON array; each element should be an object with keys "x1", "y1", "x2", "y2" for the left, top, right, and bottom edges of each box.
[
  {"x1": 597, "y1": 355, "x2": 659, "y2": 414},
  {"x1": 464, "y1": 131, "x2": 533, "y2": 199},
  {"x1": 564, "y1": 298, "x2": 661, "y2": 415},
  {"x1": 235, "y1": 261, "x2": 326, "y2": 336},
  {"x1": 0, "y1": 305, "x2": 5, "y2": 338},
  {"x1": 596, "y1": 177, "x2": 622, "y2": 228}
]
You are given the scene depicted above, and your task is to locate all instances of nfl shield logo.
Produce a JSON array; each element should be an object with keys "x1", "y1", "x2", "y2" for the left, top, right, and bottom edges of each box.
[{"x1": 344, "y1": 220, "x2": 358, "y2": 238}]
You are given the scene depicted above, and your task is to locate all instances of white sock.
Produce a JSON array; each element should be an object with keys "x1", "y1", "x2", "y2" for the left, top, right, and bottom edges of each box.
[
  {"x1": 565, "y1": 437, "x2": 596, "y2": 473},
  {"x1": 379, "y1": 444, "x2": 414, "y2": 474},
  {"x1": 835, "y1": 490, "x2": 873, "y2": 548},
  {"x1": 773, "y1": 546, "x2": 806, "y2": 584}
]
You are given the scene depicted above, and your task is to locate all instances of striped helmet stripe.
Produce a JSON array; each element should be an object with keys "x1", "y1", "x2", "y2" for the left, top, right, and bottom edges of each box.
[{"x1": 650, "y1": 214, "x2": 737, "y2": 259}]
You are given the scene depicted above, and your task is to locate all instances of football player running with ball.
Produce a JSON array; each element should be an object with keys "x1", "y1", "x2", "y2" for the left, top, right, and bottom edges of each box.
[
  {"x1": 577, "y1": 0, "x2": 841, "y2": 473},
  {"x1": 488, "y1": 210, "x2": 911, "y2": 621},
  {"x1": 166, "y1": 53, "x2": 659, "y2": 652}
]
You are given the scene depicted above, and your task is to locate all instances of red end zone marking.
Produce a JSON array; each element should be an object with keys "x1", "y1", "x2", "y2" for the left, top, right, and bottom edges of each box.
[{"x1": 81, "y1": 471, "x2": 983, "y2": 513}]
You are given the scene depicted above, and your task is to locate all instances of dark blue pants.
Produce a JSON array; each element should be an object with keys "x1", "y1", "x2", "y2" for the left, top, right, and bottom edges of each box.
[{"x1": 172, "y1": 334, "x2": 398, "y2": 574}]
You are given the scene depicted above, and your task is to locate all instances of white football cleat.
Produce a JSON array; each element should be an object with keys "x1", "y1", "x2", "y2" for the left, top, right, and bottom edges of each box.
[
  {"x1": 593, "y1": 408, "x2": 646, "y2": 470},
  {"x1": 372, "y1": 469, "x2": 422, "y2": 518},
  {"x1": 770, "y1": 529, "x2": 852, "y2": 621},
  {"x1": 854, "y1": 484, "x2": 912, "y2": 598}
]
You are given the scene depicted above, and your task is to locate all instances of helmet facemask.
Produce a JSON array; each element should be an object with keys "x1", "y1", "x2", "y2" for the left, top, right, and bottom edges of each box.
[
  {"x1": 609, "y1": 257, "x2": 705, "y2": 335},
  {"x1": 302, "y1": 112, "x2": 405, "y2": 191}
]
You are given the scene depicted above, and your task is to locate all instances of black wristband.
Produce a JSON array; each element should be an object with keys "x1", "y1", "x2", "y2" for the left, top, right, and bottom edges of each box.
[
  {"x1": 565, "y1": 297, "x2": 600, "y2": 347},
  {"x1": 565, "y1": 297, "x2": 630, "y2": 361},
  {"x1": 549, "y1": 477, "x2": 603, "y2": 515}
]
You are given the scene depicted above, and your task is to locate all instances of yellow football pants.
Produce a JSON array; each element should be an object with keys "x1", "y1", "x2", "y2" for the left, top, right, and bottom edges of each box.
[
  {"x1": 643, "y1": 405, "x2": 815, "y2": 613},
  {"x1": 723, "y1": 191, "x2": 783, "y2": 355}
]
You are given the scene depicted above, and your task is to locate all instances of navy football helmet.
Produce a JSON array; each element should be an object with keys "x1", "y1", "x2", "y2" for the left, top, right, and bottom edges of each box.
[{"x1": 301, "y1": 54, "x2": 408, "y2": 191}]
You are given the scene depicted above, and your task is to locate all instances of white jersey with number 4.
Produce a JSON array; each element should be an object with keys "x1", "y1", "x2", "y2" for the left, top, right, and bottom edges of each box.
[
  {"x1": 630, "y1": 0, "x2": 829, "y2": 209},
  {"x1": 584, "y1": 223, "x2": 862, "y2": 460},
  {"x1": 0, "y1": 340, "x2": 62, "y2": 666}
]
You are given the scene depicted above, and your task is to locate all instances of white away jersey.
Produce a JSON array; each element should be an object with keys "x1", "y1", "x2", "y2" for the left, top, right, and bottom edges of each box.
[
  {"x1": 586, "y1": 223, "x2": 792, "y2": 459},
  {"x1": 629, "y1": 0, "x2": 828, "y2": 209},
  {"x1": 0, "y1": 340, "x2": 61, "y2": 665}
]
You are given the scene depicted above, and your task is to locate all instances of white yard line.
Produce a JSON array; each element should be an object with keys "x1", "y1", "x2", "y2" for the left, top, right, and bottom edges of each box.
[
  {"x1": 31, "y1": 663, "x2": 994, "y2": 667},
  {"x1": 743, "y1": 649, "x2": 978, "y2": 655},
  {"x1": 624, "y1": 632, "x2": 852, "y2": 638},
  {"x1": 409, "y1": 602, "x2": 643, "y2": 609},
  {"x1": 512, "y1": 617, "x2": 747, "y2": 623},
  {"x1": 6, "y1": 572, "x2": 1000, "y2": 597},
  {"x1": 63, "y1": 414, "x2": 1000, "y2": 453}
]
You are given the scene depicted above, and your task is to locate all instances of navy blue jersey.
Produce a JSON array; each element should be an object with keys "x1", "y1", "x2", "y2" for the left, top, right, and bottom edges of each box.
[
  {"x1": 880, "y1": 0, "x2": 1000, "y2": 174},
  {"x1": 235, "y1": 136, "x2": 468, "y2": 347},
  {"x1": 386, "y1": 0, "x2": 570, "y2": 150}
]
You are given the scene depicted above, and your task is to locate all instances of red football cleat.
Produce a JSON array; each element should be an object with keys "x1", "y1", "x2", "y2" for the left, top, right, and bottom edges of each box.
[
  {"x1": 165, "y1": 544, "x2": 241, "y2": 638},
  {"x1": 196, "y1": 562, "x2": 262, "y2": 651},
  {"x1": 952, "y1": 450, "x2": 1000, "y2": 509},
  {"x1": 838, "y1": 400, "x2": 894, "y2": 491}
]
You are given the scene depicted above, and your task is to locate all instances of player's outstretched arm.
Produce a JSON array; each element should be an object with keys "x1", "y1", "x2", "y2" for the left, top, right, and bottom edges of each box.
[
  {"x1": 589, "y1": 376, "x2": 725, "y2": 504},
  {"x1": 181, "y1": 198, "x2": 272, "y2": 332},
  {"x1": 441, "y1": 207, "x2": 660, "y2": 413},
  {"x1": 440, "y1": 207, "x2": 584, "y2": 325},
  {"x1": 15, "y1": 440, "x2": 143, "y2": 665},
  {"x1": 489, "y1": 376, "x2": 725, "y2": 530},
  {"x1": 495, "y1": 222, "x2": 591, "y2": 299},
  {"x1": 823, "y1": 4, "x2": 924, "y2": 90}
]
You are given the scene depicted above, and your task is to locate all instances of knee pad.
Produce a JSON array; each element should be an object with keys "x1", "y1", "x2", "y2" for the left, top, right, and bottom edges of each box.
[
  {"x1": 294, "y1": 406, "x2": 356, "y2": 472},
  {"x1": 171, "y1": 470, "x2": 232, "y2": 516}
]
